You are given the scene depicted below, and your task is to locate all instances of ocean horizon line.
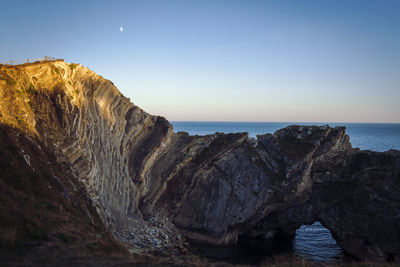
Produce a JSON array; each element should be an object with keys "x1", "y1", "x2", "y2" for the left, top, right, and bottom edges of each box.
[{"x1": 171, "y1": 121, "x2": 400, "y2": 125}]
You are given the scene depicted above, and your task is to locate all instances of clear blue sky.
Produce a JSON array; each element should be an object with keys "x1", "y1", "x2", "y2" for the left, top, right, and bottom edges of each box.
[{"x1": 1, "y1": 0, "x2": 399, "y2": 122}]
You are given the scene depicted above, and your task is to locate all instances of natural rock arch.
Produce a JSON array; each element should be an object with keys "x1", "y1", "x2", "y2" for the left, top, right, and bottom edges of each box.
[
  {"x1": 145, "y1": 127, "x2": 400, "y2": 262},
  {"x1": 1, "y1": 61, "x2": 399, "y2": 262}
]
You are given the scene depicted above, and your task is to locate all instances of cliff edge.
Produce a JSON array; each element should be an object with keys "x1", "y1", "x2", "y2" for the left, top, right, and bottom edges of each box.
[{"x1": 1, "y1": 61, "x2": 399, "y2": 263}]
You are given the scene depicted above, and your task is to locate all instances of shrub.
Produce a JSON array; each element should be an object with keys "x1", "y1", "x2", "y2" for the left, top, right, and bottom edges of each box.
[
  {"x1": 53, "y1": 67, "x2": 60, "y2": 74},
  {"x1": 6, "y1": 78, "x2": 16, "y2": 86},
  {"x1": 26, "y1": 83, "x2": 36, "y2": 94},
  {"x1": 69, "y1": 63, "x2": 76, "y2": 71}
]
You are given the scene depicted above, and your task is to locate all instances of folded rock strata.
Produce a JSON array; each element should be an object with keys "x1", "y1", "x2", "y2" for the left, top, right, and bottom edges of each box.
[{"x1": 1, "y1": 61, "x2": 399, "y2": 262}]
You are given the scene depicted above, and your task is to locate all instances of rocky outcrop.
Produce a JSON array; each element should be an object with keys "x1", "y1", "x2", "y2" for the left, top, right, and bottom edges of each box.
[
  {"x1": 231, "y1": 132, "x2": 400, "y2": 262},
  {"x1": 1, "y1": 61, "x2": 399, "y2": 263},
  {"x1": 311, "y1": 149, "x2": 400, "y2": 261},
  {"x1": 153, "y1": 126, "x2": 352, "y2": 244}
]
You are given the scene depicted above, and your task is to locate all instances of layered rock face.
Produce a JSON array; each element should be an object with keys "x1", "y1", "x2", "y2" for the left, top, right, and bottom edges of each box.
[
  {"x1": 1, "y1": 61, "x2": 399, "y2": 262},
  {"x1": 155, "y1": 126, "x2": 352, "y2": 244},
  {"x1": 0, "y1": 73, "x2": 130, "y2": 263},
  {"x1": 1, "y1": 61, "x2": 169, "y2": 227}
]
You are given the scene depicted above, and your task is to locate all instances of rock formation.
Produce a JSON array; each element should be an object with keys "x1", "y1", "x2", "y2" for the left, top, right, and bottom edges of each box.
[{"x1": 0, "y1": 60, "x2": 399, "y2": 263}]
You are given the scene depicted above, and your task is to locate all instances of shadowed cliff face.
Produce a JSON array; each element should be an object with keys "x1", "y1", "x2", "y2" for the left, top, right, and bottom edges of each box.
[
  {"x1": 0, "y1": 122, "x2": 129, "y2": 264},
  {"x1": 1, "y1": 61, "x2": 399, "y2": 262},
  {"x1": 155, "y1": 126, "x2": 352, "y2": 244}
]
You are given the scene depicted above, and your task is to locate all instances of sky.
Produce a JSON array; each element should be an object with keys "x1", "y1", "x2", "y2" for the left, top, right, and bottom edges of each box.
[{"x1": 1, "y1": 0, "x2": 399, "y2": 123}]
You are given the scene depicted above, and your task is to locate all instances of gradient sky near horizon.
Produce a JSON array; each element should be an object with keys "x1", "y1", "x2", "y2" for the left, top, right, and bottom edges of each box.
[{"x1": 1, "y1": 0, "x2": 399, "y2": 122}]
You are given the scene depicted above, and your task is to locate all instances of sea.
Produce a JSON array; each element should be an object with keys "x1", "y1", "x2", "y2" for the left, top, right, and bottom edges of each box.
[{"x1": 171, "y1": 121, "x2": 400, "y2": 263}]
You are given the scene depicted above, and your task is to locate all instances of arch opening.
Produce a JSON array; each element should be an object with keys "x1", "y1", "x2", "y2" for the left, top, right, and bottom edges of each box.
[
  {"x1": 189, "y1": 221, "x2": 343, "y2": 264},
  {"x1": 294, "y1": 221, "x2": 342, "y2": 262}
]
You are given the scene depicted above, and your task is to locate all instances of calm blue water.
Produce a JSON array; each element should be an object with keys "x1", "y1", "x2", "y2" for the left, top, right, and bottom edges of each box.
[
  {"x1": 172, "y1": 121, "x2": 400, "y2": 263},
  {"x1": 172, "y1": 121, "x2": 400, "y2": 152}
]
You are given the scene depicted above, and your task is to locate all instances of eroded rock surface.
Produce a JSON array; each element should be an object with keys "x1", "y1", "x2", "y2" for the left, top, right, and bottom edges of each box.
[{"x1": 1, "y1": 61, "x2": 399, "y2": 262}]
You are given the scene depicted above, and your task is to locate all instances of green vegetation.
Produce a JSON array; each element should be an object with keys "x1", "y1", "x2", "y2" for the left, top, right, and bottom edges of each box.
[
  {"x1": 0, "y1": 70, "x2": 17, "y2": 86},
  {"x1": 69, "y1": 63, "x2": 77, "y2": 71},
  {"x1": 5, "y1": 78, "x2": 16, "y2": 86},
  {"x1": 26, "y1": 83, "x2": 36, "y2": 94},
  {"x1": 53, "y1": 67, "x2": 60, "y2": 75}
]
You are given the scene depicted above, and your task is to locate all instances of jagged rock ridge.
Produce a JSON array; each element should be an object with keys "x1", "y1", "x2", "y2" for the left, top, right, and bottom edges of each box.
[{"x1": 0, "y1": 61, "x2": 399, "y2": 263}]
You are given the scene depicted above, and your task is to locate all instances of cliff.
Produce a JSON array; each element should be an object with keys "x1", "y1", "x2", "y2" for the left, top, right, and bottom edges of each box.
[{"x1": 0, "y1": 61, "x2": 399, "y2": 264}]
